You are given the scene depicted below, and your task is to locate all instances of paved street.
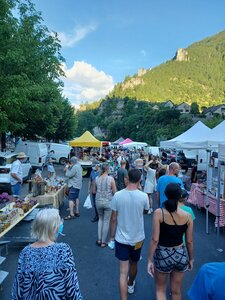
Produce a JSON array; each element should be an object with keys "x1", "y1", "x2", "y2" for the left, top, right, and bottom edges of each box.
[{"x1": 0, "y1": 165, "x2": 225, "y2": 299}]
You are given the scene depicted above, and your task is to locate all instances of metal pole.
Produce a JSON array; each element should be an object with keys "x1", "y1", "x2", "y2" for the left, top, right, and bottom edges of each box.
[
  {"x1": 205, "y1": 150, "x2": 211, "y2": 234},
  {"x1": 216, "y1": 160, "x2": 222, "y2": 251}
]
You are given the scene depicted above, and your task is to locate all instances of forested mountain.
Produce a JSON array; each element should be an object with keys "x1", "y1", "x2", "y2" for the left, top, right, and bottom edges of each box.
[
  {"x1": 109, "y1": 30, "x2": 225, "y2": 108},
  {"x1": 75, "y1": 31, "x2": 225, "y2": 144}
]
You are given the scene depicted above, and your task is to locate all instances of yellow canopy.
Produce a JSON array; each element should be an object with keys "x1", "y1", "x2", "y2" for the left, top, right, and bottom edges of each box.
[{"x1": 69, "y1": 131, "x2": 102, "y2": 147}]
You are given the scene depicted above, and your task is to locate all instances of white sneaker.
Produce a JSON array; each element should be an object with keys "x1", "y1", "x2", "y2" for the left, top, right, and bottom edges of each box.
[{"x1": 128, "y1": 280, "x2": 135, "y2": 294}]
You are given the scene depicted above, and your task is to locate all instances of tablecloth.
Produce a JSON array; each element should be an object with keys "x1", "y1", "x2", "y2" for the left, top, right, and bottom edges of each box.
[{"x1": 188, "y1": 183, "x2": 225, "y2": 227}]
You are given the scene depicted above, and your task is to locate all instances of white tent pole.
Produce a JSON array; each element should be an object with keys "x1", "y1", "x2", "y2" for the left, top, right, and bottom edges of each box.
[{"x1": 205, "y1": 149, "x2": 211, "y2": 234}]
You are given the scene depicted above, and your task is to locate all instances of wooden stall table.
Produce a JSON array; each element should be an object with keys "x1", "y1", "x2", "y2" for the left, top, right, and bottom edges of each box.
[
  {"x1": 33, "y1": 184, "x2": 66, "y2": 208},
  {"x1": 0, "y1": 202, "x2": 39, "y2": 239},
  {"x1": 188, "y1": 183, "x2": 225, "y2": 227}
]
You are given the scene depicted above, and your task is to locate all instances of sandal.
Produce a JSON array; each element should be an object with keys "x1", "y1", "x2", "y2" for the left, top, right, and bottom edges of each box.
[
  {"x1": 96, "y1": 240, "x2": 102, "y2": 246},
  {"x1": 64, "y1": 215, "x2": 75, "y2": 220},
  {"x1": 75, "y1": 213, "x2": 80, "y2": 217},
  {"x1": 100, "y1": 243, "x2": 108, "y2": 248}
]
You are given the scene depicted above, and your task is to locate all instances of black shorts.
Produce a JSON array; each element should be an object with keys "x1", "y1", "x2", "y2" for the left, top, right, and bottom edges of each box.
[
  {"x1": 154, "y1": 245, "x2": 189, "y2": 273},
  {"x1": 68, "y1": 187, "x2": 80, "y2": 201},
  {"x1": 115, "y1": 240, "x2": 143, "y2": 262}
]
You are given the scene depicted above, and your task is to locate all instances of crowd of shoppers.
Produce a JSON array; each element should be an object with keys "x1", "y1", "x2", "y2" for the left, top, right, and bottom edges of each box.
[{"x1": 11, "y1": 146, "x2": 220, "y2": 300}]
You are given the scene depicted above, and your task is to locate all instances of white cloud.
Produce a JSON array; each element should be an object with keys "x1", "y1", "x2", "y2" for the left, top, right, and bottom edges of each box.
[
  {"x1": 58, "y1": 23, "x2": 97, "y2": 48},
  {"x1": 62, "y1": 61, "x2": 115, "y2": 106},
  {"x1": 140, "y1": 49, "x2": 147, "y2": 57}
]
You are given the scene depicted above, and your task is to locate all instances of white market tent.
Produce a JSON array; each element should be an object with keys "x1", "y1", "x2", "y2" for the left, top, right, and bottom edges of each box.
[
  {"x1": 122, "y1": 141, "x2": 148, "y2": 149},
  {"x1": 180, "y1": 120, "x2": 225, "y2": 150},
  {"x1": 207, "y1": 120, "x2": 225, "y2": 148},
  {"x1": 160, "y1": 121, "x2": 212, "y2": 149}
]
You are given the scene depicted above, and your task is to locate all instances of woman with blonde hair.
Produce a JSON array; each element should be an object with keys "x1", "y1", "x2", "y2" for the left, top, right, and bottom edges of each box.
[
  {"x1": 11, "y1": 208, "x2": 82, "y2": 299},
  {"x1": 93, "y1": 163, "x2": 117, "y2": 247}
]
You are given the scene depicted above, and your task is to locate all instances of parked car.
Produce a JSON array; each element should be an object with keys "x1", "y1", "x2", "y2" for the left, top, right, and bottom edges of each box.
[
  {"x1": 46, "y1": 143, "x2": 71, "y2": 165},
  {"x1": 0, "y1": 152, "x2": 32, "y2": 194},
  {"x1": 15, "y1": 141, "x2": 48, "y2": 169}
]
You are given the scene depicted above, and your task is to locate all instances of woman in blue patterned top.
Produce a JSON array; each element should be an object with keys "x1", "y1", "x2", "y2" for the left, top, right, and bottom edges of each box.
[{"x1": 11, "y1": 208, "x2": 83, "y2": 300}]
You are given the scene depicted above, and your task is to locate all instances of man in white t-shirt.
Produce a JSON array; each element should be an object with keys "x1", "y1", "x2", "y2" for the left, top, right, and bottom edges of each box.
[
  {"x1": 110, "y1": 169, "x2": 149, "y2": 300},
  {"x1": 10, "y1": 152, "x2": 26, "y2": 197}
]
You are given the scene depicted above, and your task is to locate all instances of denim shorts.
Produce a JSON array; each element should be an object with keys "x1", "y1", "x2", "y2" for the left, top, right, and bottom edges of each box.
[
  {"x1": 68, "y1": 187, "x2": 80, "y2": 201},
  {"x1": 154, "y1": 245, "x2": 189, "y2": 273},
  {"x1": 115, "y1": 240, "x2": 143, "y2": 262},
  {"x1": 11, "y1": 182, "x2": 21, "y2": 197}
]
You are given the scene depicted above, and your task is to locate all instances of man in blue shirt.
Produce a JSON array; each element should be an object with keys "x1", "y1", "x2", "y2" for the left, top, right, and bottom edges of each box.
[
  {"x1": 156, "y1": 162, "x2": 184, "y2": 207},
  {"x1": 88, "y1": 160, "x2": 101, "y2": 222},
  {"x1": 188, "y1": 262, "x2": 225, "y2": 300}
]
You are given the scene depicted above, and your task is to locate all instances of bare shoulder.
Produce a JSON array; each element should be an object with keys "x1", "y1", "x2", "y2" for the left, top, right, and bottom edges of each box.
[
  {"x1": 177, "y1": 207, "x2": 191, "y2": 222},
  {"x1": 153, "y1": 208, "x2": 163, "y2": 221},
  {"x1": 177, "y1": 207, "x2": 189, "y2": 216}
]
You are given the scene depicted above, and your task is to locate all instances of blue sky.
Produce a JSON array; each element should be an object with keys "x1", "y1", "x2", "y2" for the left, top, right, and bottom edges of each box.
[{"x1": 33, "y1": 0, "x2": 225, "y2": 106}]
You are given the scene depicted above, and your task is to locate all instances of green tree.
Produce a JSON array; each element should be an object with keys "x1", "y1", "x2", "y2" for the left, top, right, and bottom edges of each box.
[
  {"x1": 16, "y1": 0, "x2": 65, "y2": 139},
  {"x1": 75, "y1": 110, "x2": 97, "y2": 136},
  {"x1": 0, "y1": 0, "x2": 72, "y2": 144},
  {"x1": 0, "y1": 0, "x2": 25, "y2": 135},
  {"x1": 53, "y1": 99, "x2": 77, "y2": 142},
  {"x1": 204, "y1": 115, "x2": 224, "y2": 128},
  {"x1": 190, "y1": 102, "x2": 200, "y2": 115}
]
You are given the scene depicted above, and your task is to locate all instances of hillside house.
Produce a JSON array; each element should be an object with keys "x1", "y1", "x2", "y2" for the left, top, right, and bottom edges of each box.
[
  {"x1": 176, "y1": 102, "x2": 191, "y2": 114},
  {"x1": 152, "y1": 104, "x2": 159, "y2": 110},
  {"x1": 203, "y1": 104, "x2": 225, "y2": 117},
  {"x1": 162, "y1": 100, "x2": 174, "y2": 109}
]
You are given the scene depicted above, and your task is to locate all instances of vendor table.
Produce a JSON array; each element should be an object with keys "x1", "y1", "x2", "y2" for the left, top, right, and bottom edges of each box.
[
  {"x1": 33, "y1": 184, "x2": 66, "y2": 208},
  {"x1": 0, "y1": 203, "x2": 39, "y2": 239},
  {"x1": 188, "y1": 183, "x2": 225, "y2": 227}
]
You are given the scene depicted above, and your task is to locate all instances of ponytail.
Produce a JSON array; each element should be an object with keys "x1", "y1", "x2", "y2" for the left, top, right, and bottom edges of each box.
[
  {"x1": 164, "y1": 198, "x2": 178, "y2": 213},
  {"x1": 100, "y1": 162, "x2": 109, "y2": 175},
  {"x1": 164, "y1": 183, "x2": 182, "y2": 213}
]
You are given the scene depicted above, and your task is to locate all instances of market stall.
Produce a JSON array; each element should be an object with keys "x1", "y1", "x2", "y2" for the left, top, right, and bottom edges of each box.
[
  {"x1": 69, "y1": 131, "x2": 102, "y2": 147},
  {"x1": 112, "y1": 137, "x2": 124, "y2": 145},
  {"x1": 122, "y1": 141, "x2": 148, "y2": 149},
  {"x1": 216, "y1": 144, "x2": 225, "y2": 249},
  {"x1": 119, "y1": 138, "x2": 133, "y2": 145},
  {"x1": 33, "y1": 184, "x2": 66, "y2": 208},
  {"x1": 0, "y1": 191, "x2": 38, "y2": 239},
  {"x1": 160, "y1": 121, "x2": 211, "y2": 149},
  {"x1": 188, "y1": 183, "x2": 225, "y2": 227},
  {"x1": 0, "y1": 195, "x2": 39, "y2": 286},
  {"x1": 0, "y1": 200, "x2": 39, "y2": 239},
  {"x1": 28, "y1": 168, "x2": 67, "y2": 208},
  {"x1": 69, "y1": 131, "x2": 102, "y2": 177}
]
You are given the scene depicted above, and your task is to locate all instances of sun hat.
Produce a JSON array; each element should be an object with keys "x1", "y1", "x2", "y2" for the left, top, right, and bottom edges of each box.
[{"x1": 16, "y1": 152, "x2": 27, "y2": 159}]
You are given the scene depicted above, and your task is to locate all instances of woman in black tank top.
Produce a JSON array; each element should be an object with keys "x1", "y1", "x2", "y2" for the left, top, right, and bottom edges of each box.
[{"x1": 147, "y1": 183, "x2": 194, "y2": 300}]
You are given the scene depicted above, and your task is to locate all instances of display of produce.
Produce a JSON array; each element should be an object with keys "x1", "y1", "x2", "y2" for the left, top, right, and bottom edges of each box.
[
  {"x1": 0, "y1": 198, "x2": 38, "y2": 235},
  {"x1": 0, "y1": 192, "x2": 11, "y2": 205},
  {"x1": 45, "y1": 177, "x2": 65, "y2": 193},
  {"x1": 13, "y1": 198, "x2": 37, "y2": 213}
]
